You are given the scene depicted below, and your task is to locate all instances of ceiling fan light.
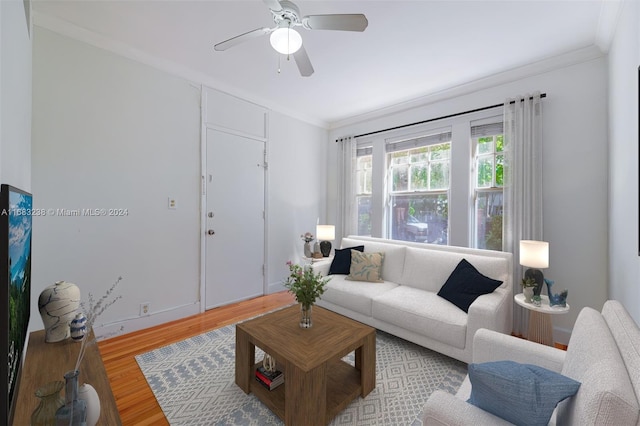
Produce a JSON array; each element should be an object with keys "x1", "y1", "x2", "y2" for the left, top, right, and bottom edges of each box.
[{"x1": 270, "y1": 27, "x2": 302, "y2": 54}]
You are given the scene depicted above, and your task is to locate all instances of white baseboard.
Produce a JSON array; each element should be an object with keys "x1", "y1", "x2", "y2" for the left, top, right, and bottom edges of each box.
[
  {"x1": 93, "y1": 302, "x2": 200, "y2": 340},
  {"x1": 267, "y1": 282, "x2": 286, "y2": 294}
]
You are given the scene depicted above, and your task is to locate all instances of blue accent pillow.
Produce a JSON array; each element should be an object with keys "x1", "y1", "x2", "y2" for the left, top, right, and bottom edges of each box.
[
  {"x1": 467, "y1": 361, "x2": 581, "y2": 426},
  {"x1": 328, "y1": 245, "x2": 365, "y2": 275},
  {"x1": 437, "y1": 259, "x2": 503, "y2": 312}
]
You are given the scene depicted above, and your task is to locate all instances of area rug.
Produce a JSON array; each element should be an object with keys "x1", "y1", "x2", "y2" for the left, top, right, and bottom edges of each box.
[{"x1": 136, "y1": 318, "x2": 467, "y2": 425}]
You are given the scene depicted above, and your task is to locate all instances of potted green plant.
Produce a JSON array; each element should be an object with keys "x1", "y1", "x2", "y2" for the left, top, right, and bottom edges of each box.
[
  {"x1": 283, "y1": 261, "x2": 330, "y2": 328},
  {"x1": 521, "y1": 277, "x2": 536, "y2": 303}
]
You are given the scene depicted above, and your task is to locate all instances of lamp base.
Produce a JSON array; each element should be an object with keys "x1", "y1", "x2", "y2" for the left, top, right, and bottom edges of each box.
[
  {"x1": 524, "y1": 268, "x2": 545, "y2": 296},
  {"x1": 320, "y1": 241, "x2": 332, "y2": 257}
]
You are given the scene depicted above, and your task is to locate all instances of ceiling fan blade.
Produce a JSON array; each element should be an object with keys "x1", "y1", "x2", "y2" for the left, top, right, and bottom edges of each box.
[
  {"x1": 293, "y1": 45, "x2": 314, "y2": 77},
  {"x1": 263, "y1": 0, "x2": 283, "y2": 12},
  {"x1": 214, "y1": 27, "x2": 272, "y2": 51},
  {"x1": 302, "y1": 14, "x2": 368, "y2": 32}
]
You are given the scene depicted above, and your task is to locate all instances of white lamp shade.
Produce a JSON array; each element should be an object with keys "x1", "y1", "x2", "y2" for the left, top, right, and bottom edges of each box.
[
  {"x1": 519, "y1": 240, "x2": 549, "y2": 268},
  {"x1": 269, "y1": 27, "x2": 302, "y2": 54},
  {"x1": 316, "y1": 225, "x2": 335, "y2": 241}
]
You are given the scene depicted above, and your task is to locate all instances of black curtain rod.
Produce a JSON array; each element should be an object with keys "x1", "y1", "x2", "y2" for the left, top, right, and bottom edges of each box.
[{"x1": 339, "y1": 93, "x2": 547, "y2": 141}]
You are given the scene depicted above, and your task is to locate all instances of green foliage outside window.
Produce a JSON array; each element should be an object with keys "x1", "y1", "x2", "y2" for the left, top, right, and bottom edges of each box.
[{"x1": 476, "y1": 136, "x2": 504, "y2": 188}]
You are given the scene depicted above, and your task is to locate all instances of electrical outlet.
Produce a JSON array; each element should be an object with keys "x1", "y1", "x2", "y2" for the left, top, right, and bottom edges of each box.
[
  {"x1": 140, "y1": 303, "x2": 151, "y2": 316},
  {"x1": 168, "y1": 197, "x2": 177, "y2": 209}
]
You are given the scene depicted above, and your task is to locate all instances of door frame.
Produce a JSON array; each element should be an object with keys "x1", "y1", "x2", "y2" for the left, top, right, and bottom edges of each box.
[{"x1": 199, "y1": 87, "x2": 270, "y2": 313}]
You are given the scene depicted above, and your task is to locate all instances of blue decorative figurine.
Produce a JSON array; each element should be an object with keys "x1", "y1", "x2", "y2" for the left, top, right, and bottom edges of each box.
[
  {"x1": 545, "y1": 278, "x2": 568, "y2": 307},
  {"x1": 70, "y1": 312, "x2": 87, "y2": 342}
]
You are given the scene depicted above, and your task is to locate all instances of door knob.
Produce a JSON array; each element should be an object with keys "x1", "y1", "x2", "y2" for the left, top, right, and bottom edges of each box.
[{"x1": 207, "y1": 230, "x2": 215, "y2": 235}]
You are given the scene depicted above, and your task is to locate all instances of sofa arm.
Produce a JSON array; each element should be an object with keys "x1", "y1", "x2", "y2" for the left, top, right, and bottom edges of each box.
[
  {"x1": 463, "y1": 288, "x2": 512, "y2": 359},
  {"x1": 423, "y1": 390, "x2": 513, "y2": 425},
  {"x1": 473, "y1": 328, "x2": 566, "y2": 372},
  {"x1": 311, "y1": 259, "x2": 332, "y2": 277}
]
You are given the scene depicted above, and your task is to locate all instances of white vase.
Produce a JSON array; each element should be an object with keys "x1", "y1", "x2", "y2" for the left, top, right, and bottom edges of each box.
[
  {"x1": 38, "y1": 281, "x2": 81, "y2": 343},
  {"x1": 523, "y1": 287, "x2": 534, "y2": 303},
  {"x1": 78, "y1": 383, "x2": 100, "y2": 426}
]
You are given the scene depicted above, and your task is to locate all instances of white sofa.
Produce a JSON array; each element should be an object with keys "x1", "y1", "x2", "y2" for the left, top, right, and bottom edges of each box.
[
  {"x1": 423, "y1": 300, "x2": 640, "y2": 425},
  {"x1": 314, "y1": 236, "x2": 513, "y2": 364}
]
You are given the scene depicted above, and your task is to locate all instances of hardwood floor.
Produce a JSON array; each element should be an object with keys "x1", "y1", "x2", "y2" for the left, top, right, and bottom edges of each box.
[{"x1": 97, "y1": 291, "x2": 295, "y2": 425}]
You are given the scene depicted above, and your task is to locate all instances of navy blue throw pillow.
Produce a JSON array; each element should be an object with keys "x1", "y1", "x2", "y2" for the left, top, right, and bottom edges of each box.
[
  {"x1": 437, "y1": 258, "x2": 502, "y2": 312},
  {"x1": 328, "y1": 245, "x2": 365, "y2": 275}
]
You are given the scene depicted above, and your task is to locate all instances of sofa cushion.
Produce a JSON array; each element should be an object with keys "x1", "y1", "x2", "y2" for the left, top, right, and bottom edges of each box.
[
  {"x1": 341, "y1": 237, "x2": 406, "y2": 283},
  {"x1": 467, "y1": 361, "x2": 580, "y2": 426},
  {"x1": 320, "y1": 274, "x2": 398, "y2": 317},
  {"x1": 557, "y1": 307, "x2": 640, "y2": 425},
  {"x1": 372, "y1": 285, "x2": 467, "y2": 349},
  {"x1": 328, "y1": 245, "x2": 365, "y2": 275},
  {"x1": 347, "y1": 250, "x2": 384, "y2": 282},
  {"x1": 400, "y1": 247, "x2": 509, "y2": 293},
  {"x1": 437, "y1": 259, "x2": 503, "y2": 313}
]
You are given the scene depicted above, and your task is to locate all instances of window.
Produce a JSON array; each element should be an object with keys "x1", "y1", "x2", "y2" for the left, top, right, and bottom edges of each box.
[
  {"x1": 355, "y1": 146, "x2": 372, "y2": 236},
  {"x1": 386, "y1": 131, "x2": 451, "y2": 244},
  {"x1": 343, "y1": 108, "x2": 505, "y2": 249},
  {"x1": 472, "y1": 121, "x2": 504, "y2": 250}
]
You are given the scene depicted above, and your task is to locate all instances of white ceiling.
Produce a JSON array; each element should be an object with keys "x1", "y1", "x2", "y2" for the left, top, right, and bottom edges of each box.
[{"x1": 31, "y1": 0, "x2": 617, "y2": 126}]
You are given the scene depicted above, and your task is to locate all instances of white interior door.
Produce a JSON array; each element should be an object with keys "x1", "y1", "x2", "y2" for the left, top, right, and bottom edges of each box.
[{"x1": 205, "y1": 128, "x2": 265, "y2": 309}]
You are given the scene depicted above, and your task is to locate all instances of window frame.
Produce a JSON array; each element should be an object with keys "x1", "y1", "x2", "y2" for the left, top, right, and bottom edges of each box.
[
  {"x1": 471, "y1": 127, "x2": 505, "y2": 250},
  {"x1": 345, "y1": 108, "x2": 504, "y2": 248}
]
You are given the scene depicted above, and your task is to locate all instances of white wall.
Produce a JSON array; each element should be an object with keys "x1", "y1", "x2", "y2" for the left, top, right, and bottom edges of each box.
[
  {"x1": 267, "y1": 110, "x2": 328, "y2": 292},
  {"x1": 32, "y1": 28, "x2": 202, "y2": 336},
  {"x1": 608, "y1": 0, "x2": 640, "y2": 324},
  {"x1": 329, "y1": 57, "x2": 609, "y2": 343},
  {"x1": 31, "y1": 26, "x2": 328, "y2": 335},
  {"x1": 1, "y1": 0, "x2": 32, "y2": 191}
]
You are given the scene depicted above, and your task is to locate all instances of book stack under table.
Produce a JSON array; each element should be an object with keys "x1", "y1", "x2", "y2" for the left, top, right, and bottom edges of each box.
[{"x1": 255, "y1": 365, "x2": 284, "y2": 390}]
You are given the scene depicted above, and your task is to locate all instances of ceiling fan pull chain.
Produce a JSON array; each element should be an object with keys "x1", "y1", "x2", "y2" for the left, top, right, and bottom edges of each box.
[{"x1": 287, "y1": 21, "x2": 291, "y2": 61}]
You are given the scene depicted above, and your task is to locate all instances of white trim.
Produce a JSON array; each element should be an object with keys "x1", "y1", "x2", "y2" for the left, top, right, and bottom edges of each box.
[
  {"x1": 204, "y1": 123, "x2": 268, "y2": 143},
  {"x1": 32, "y1": 11, "x2": 327, "y2": 129},
  {"x1": 329, "y1": 46, "x2": 604, "y2": 130},
  {"x1": 263, "y1": 111, "x2": 270, "y2": 296},
  {"x1": 199, "y1": 86, "x2": 207, "y2": 314},
  {"x1": 595, "y1": 0, "x2": 624, "y2": 53},
  {"x1": 93, "y1": 302, "x2": 200, "y2": 340}
]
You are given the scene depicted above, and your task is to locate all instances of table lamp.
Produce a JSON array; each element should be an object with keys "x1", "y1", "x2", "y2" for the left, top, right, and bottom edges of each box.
[
  {"x1": 316, "y1": 225, "x2": 335, "y2": 257},
  {"x1": 519, "y1": 240, "x2": 549, "y2": 296}
]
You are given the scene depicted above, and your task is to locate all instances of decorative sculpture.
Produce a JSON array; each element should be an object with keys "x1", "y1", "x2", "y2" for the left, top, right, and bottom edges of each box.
[{"x1": 544, "y1": 278, "x2": 568, "y2": 307}]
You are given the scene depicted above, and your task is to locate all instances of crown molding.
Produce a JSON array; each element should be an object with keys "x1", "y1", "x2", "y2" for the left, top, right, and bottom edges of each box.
[
  {"x1": 595, "y1": 0, "x2": 624, "y2": 52},
  {"x1": 329, "y1": 45, "x2": 605, "y2": 130},
  {"x1": 32, "y1": 11, "x2": 328, "y2": 129}
]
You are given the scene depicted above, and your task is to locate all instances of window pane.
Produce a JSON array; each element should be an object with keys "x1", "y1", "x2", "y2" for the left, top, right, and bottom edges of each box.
[
  {"x1": 430, "y1": 143, "x2": 450, "y2": 160},
  {"x1": 356, "y1": 155, "x2": 372, "y2": 194},
  {"x1": 410, "y1": 149, "x2": 427, "y2": 163},
  {"x1": 475, "y1": 191, "x2": 503, "y2": 250},
  {"x1": 476, "y1": 156, "x2": 494, "y2": 188},
  {"x1": 357, "y1": 196, "x2": 371, "y2": 236},
  {"x1": 496, "y1": 135, "x2": 504, "y2": 152},
  {"x1": 477, "y1": 137, "x2": 493, "y2": 154},
  {"x1": 392, "y1": 164, "x2": 409, "y2": 192},
  {"x1": 430, "y1": 161, "x2": 449, "y2": 190},
  {"x1": 496, "y1": 154, "x2": 504, "y2": 186},
  {"x1": 389, "y1": 194, "x2": 448, "y2": 245},
  {"x1": 411, "y1": 164, "x2": 428, "y2": 190}
]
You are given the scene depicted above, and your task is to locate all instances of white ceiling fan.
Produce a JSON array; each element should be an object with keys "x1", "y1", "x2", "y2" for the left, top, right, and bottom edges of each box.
[{"x1": 213, "y1": 0, "x2": 368, "y2": 77}]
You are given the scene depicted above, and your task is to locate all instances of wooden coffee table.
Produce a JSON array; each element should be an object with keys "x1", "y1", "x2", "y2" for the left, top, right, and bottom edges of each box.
[{"x1": 235, "y1": 304, "x2": 376, "y2": 425}]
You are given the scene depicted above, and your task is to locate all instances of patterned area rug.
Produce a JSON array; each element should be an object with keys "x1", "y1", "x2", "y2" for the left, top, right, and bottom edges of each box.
[{"x1": 136, "y1": 318, "x2": 467, "y2": 425}]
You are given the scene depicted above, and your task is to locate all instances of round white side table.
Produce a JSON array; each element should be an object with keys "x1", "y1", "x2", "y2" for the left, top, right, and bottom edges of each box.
[{"x1": 514, "y1": 293, "x2": 570, "y2": 346}]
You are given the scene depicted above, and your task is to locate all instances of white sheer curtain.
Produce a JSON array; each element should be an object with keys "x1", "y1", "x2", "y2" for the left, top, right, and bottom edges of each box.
[
  {"x1": 503, "y1": 92, "x2": 543, "y2": 337},
  {"x1": 337, "y1": 136, "x2": 357, "y2": 241}
]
